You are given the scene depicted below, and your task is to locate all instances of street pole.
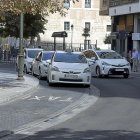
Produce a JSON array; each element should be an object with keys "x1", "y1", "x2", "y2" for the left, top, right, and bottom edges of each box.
[
  {"x1": 17, "y1": 12, "x2": 24, "y2": 80},
  {"x1": 71, "y1": 24, "x2": 74, "y2": 50}
]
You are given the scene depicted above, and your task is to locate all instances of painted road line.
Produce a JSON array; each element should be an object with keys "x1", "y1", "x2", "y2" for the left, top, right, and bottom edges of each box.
[{"x1": 28, "y1": 96, "x2": 46, "y2": 101}]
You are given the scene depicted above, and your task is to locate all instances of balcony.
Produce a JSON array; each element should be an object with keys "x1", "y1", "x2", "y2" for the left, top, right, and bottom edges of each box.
[
  {"x1": 99, "y1": 0, "x2": 109, "y2": 15},
  {"x1": 109, "y1": 0, "x2": 139, "y2": 7}
]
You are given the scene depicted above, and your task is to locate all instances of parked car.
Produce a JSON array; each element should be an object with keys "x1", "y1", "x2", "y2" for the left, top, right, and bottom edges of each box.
[
  {"x1": 31, "y1": 51, "x2": 54, "y2": 79},
  {"x1": 83, "y1": 49, "x2": 131, "y2": 78},
  {"x1": 16, "y1": 48, "x2": 43, "y2": 74},
  {"x1": 47, "y1": 50, "x2": 91, "y2": 86}
]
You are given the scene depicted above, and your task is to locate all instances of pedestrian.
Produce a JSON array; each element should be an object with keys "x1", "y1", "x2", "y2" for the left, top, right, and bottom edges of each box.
[
  {"x1": 127, "y1": 50, "x2": 133, "y2": 71},
  {"x1": 131, "y1": 48, "x2": 140, "y2": 72}
]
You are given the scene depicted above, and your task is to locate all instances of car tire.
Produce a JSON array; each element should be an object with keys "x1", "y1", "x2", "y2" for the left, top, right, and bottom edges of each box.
[
  {"x1": 38, "y1": 68, "x2": 42, "y2": 80},
  {"x1": 15, "y1": 63, "x2": 18, "y2": 72},
  {"x1": 48, "y1": 75, "x2": 53, "y2": 86},
  {"x1": 31, "y1": 67, "x2": 35, "y2": 76},
  {"x1": 123, "y1": 74, "x2": 129, "y2": 78},
  {"x1": 96, "y1": 66, "x2": 102, "y2": 78},
  {"x1": 24, "y1": 65, "x2": 29, "y2": 74},
  {"x1": 104, "y1": 75, "x2": 109, "y2": 78},
  {"x1": 84, "y1": 84, "x2": 90, "y2": 88}
]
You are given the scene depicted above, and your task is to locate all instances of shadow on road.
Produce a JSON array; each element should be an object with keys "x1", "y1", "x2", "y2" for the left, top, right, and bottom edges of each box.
[{"x1": 3, "y1": 128, "x2": 140, "y2": 140}]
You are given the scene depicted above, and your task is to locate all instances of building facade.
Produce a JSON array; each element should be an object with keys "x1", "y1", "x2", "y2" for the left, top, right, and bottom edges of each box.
[
  {"x1": 100, "y1": 0, "x2": 140, "y2": 56},
  {"x1": 40, "y1": 0, "x2": 111, "y2": 50}
]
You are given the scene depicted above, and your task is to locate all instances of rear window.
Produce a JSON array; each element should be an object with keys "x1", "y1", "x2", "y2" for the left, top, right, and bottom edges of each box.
[
  {"x1": 42, "y1": 52, "x2": 54, "y2": 60},
  {"x1": 96, "y1": 51, "x2": 123, "y2": 59},
  {"x1": 27, "y1": 50, "x2": 42, "y2": 58},
  {"x1": 54, "y1": 52, "x2": 87, "y2": 63}
]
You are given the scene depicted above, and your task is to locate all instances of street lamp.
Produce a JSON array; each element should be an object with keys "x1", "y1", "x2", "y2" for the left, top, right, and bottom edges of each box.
[
  {"x1": 17, "y1": 12, "x2": 24, "y2": 80},
  {"x1": 71, "y1": 24, "x2": 74, "y2": 50}
]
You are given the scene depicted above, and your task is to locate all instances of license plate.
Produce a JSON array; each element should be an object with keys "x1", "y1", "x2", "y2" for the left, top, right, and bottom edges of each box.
[
  {"x1": 115, "y1": 69, "x2": 124, "y2": 71},
  {"x1": 65, "y1": 74, "x2": 78, "y2": 79}
]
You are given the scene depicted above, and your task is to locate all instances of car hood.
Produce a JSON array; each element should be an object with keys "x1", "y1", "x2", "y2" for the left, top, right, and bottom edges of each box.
[
  {"x1": 101, "y1": 59, "x2": 129, "y2": 65},
  {"x1": 42, "y1": 60, "x2": 49, "y2": 65},
  {"x1": 53, "y1": 62, "x2": 88, "y2": 71}
]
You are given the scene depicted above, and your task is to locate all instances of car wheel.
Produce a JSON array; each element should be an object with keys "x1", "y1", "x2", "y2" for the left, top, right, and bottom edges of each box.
[
  {"x1": 24, "y1": 65, "x2": 29, "y2": 74},
  {"x1": 104, "y1": 75, "x2": 109, "y2": 78},
  {"x1": 48, "y1": 75, "x2": 53, "y2": 86},
  {"x1": 15, "y1": 63, "x2": 18, "y2": 72},
  {"x1": 123, "y1": 74, "x2": 129, "y2": 78},
  {"x1": 84, "y1": 84, "x2": 90, "y2": 88},
  {"x1": 38, "y1": 68, "x2": 42, "y2": 80},
  {"x1": 31, "y1": 67, "x2": 35, "y2": 76},
  {"x1": 96, "y1": 66, "x2": 102, "y2": 78}
]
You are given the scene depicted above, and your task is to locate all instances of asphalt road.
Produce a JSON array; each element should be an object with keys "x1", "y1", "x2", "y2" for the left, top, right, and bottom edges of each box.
[
  {"x1": 1, "y1": 63, "x2": 140, "y2": 140},
  {"x1": 21, "y1": 72, "x2": 140, "y2": 140},
  {"x1": 0, "y1": 63, "x2": 98, "y2": 139}
]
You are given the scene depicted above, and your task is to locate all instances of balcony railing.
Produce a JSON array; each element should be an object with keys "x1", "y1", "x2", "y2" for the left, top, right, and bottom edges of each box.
[{"x1": 109, "y1": 0, "x2": 139, "y2": 7}]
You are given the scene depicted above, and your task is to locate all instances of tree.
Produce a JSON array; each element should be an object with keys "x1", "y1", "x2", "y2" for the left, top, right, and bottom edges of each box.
[
  {"x1": 0, "y1": 0, "x2": 78, "y2": 15},
  {"x1": 0, "y1": 0, "x2": 78, "y2": 42},
  {"x1": 0, "y1": 12, "x2": 47, "y2": 40},
  {"x1": 0, "y1": 0, "x2": 78, "y2": 79},
  {"x1": 104, "y1": 34, "x2": 111, "y2": 44}
]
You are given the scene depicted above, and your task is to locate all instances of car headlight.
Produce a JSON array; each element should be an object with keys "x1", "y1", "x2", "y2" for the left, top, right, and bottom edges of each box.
[
  {"x1": 51, "y1": 66, "x2": 60, "y2": 72},
  {"x1": 126, "y1": 63, "x2": 130, "y2": 66},
  {"x1": 83, "y1": 68, "x2": 91, "y2": 73},
  {"x1": 102, "y1": 61, "x2": 111, "y2": 66}
]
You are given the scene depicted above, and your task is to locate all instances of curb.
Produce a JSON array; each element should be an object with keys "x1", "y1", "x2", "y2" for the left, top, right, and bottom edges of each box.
[
  {"x1": 11, "y1": 85, "x2": 100, "y2": 138},
  {"x1": 0, "y1": 73, "x2": 39, "y2": 105}
]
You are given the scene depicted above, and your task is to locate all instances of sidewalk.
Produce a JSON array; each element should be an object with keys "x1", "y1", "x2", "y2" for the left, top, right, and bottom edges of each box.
[
  {"x1": 131, "y1": 63, "x2": 140, "y2": 74},
  {"x1": 0, "y1": 72, "x2": 39, "y2": 105}
]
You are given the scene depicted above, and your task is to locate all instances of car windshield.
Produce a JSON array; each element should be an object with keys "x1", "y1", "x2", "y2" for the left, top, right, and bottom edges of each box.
[
  {"x1": 28, "y1": 50, "x2": 42, "y2": 58},
  {"x1": 96, "y1": 51, "x2": 123, "y2": 59},
  {"x1": 54, "y1": 52, "x2": 87, "y2": 63},
  {"x1": 42, "y1": 52, "x2": 54, "y2": 60}
]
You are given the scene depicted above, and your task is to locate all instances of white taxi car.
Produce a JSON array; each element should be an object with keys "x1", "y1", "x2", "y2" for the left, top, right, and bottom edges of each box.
[
  {"x1": 31, "y1": 51, "x2": 54, "y2": 79},
  {"x1": 47, "y1": 51, "x2": 91, "y2": 86},
  {"x1": 16, "y1": 48, "x2": 43, "y2": 74},
  {"x1": 83, "y1": 49, "x2": 131, "y2": 78}
]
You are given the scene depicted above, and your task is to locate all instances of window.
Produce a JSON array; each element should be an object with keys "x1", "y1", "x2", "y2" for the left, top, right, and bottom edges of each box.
[
  {"x1": 42, "y1": 52, "x2": 54, "y2": 60},
  {"x1": 54, "y1": 52, "x2": 87, "y2": 63},
  {"x1": 64, "y1": 0, "x2": 70, "y2": 9},
  {"x1": 83, "y1": 50, "x2": 97, "y2": 59},
  {"x1": 85, "y1": 22, "x2": 91, "y2": 31},
  {"x1": 103, "y1": 0, "x2": 107, "y2": 6},
  {"x1": 85, "y1": 0, "x2": 91, "y2": 8},
  {"x1": 107, "y1": 25, "x2": 111, "y2": 32},
  {"x1": 64, "y1": 22, "x2": 70, "y2": 31}
]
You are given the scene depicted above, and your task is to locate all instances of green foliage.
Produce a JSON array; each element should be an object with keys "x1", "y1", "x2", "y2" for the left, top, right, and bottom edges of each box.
[
  {"x1": 0, "y1": 0, "x2": 79, "y2": 15},
  {"x1": 104, "y1": 34, "x2": 111, "y2": 44},
  {"x1": 0, "y1": 12, "x2": 47, "y2": 38},
  {"x1": 0, "y1": 0, "x2": 79, "y2": 38}
]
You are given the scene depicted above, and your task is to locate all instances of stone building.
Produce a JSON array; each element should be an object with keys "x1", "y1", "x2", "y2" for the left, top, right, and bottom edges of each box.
[
  {"x1": 100, "y1": 0, "x2": 140, "y2": 56},
  {"x1": 39, "y1": 0, "x2": 111, "y2": 50}
]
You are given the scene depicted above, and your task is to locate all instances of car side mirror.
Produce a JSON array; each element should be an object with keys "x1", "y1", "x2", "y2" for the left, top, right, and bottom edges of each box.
[{"x1": 35, "y1": 58, "x2": 40, "y2": 61}]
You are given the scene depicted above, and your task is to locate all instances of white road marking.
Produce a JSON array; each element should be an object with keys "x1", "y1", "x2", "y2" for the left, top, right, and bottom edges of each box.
[
  {"x1": 28, "y1": 96, "x2": 46, "y2": 101},
  {"x1": 26, "y1": 95, "x2": 73, "y2": 102},
  {"x1": 48, "y1": 96, "x2": 61, "y2": 101}
]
